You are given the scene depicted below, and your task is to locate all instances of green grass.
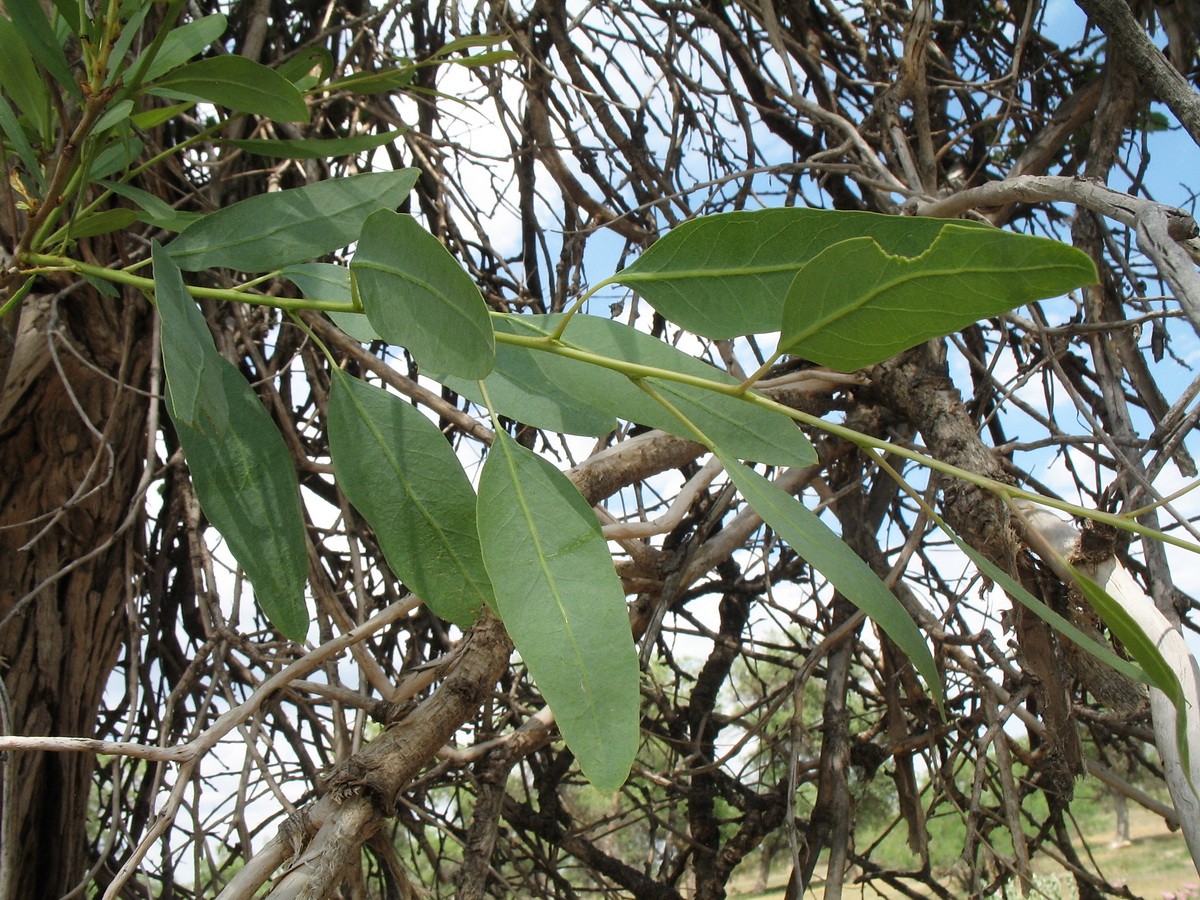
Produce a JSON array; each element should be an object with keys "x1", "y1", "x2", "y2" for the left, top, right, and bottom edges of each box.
[{"x1": 730, "y1": 794, "x2": 1198, "y2": 899}]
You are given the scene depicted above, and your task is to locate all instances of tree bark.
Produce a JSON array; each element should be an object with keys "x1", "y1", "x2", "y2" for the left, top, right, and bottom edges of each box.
[{"x1": 0, "y1": 288, "x2": 150, "y2": 900}]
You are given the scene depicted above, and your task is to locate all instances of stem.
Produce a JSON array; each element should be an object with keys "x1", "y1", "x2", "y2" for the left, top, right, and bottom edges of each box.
[
  {"x1": 546, "y1": 276, "x2": 619, "y2": 341},
  {"x1": 20, "y1": 253, "x2": 360, "y2": 313}
]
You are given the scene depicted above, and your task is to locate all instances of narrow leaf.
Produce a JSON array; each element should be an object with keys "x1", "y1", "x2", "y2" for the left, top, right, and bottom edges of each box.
[
  {"x1": 323, "y1": 66, "x2": 414, "y2": 95},
  {"x1": 153, "y1": 242, "x2": 228, "y2": 434},
  {"x1": 939, "y1": 521, "x2": 1151, "y2": 687},
  {"x1": 717, "y1": 450, "x2": 943, "y2": 706},
  {"x1": 155, "y1": 246, "x2": 308, "y2": 639},
  {"x1": 352, "y1": 210, "x2": 495, "y2": 379},
  {"x1": 327, "y1": 371, "x2": 491, "y2": 626},
  {"x1": 221, "y1": 128, "x2": 406, "y2": 159},
  {"x1": 131, "y1": 14, "x2": 227, "y2": 84},
  {"x1": 167, "y1": 367, "x2": 310, "y2": 640},
  {"x1": 276, "y1": 46, "x2": 334, "y2": 87},
  {"x1": 0, "y1": 15, "x2": 52, "y2": 139},
  {"x1": 0, "y1": 94, "x2": 46, "y2": 192},
  {"x1": 93, "y1": 99, "x2": 134, "y2": 134},
  {"x1": 778, "y1": 226, "x2": 1098, "y2": 371},
  {"x1": 615, "y1": 208, "x2": 994, "y2": 338},
  {"x1": 90, "y1": 130, "x2": 143, "y2": 180},
  {"x1": 65, "y1": 207, "x2": 139, "y2": 239},
  {"x1": 168, "y1": 169, "x2": 420, "y2": 272},
  {"x1": 4, "y1": 0, "x2": 78, "y2": 96},
  {"x1": 478, "y1": 430, "x2": 640, "y2": 792},
  {"x1": 145, "y1": 55, "x2": 309, "y2": 123},
  {"x1": 131, "y1": 101, "x2": 193, "y2": 130}
]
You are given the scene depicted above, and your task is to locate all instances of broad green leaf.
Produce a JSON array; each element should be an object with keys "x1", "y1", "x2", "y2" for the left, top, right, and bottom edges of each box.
[
  {"x1": 437, "y1": 331, "x2": 618, "y2": 437},
  {"x1": 168, "y1": 169, "x2": 419, "y2": 272},
  {"x1": 4, "y1": 0, "x2": 78, "y2": 97},
  {"x1": 281, "y1": 263, "x2": 351, "y2": 301},
  {"x1": 0, "y1": 95, "x2": 46, "y2": 192},
  {"x1": 614, "y1": 209, "x2": 994, "y2": 339},
  {"x1": 352, "y1": 210, "x2": 495, "y2": 379},
  {"x1": 155, "y1": 246, "x2": 308, "y2": 639},
  {"x1": 477, "y1": 429, "x2": 640, "y2": 791},
  {"x1": 279, "y1": 264, "x2": 380, "y2": 341},
  {"x1": 778, "y1": 226, "x2": 1098, "y2": 371},
  {"x1": 145, "y1": 55, "x2": 309, "y2": 123},
  {"x1": 470, "y1": 314, "x2": 815, "y2": 466},
  {"x1": 0, "y1": 15, "x2": 52, "y2": 139},
  {"x1": 717, "y1": 450, "x2": 943, "y2": 707},
  {"x1": 221, "y1": 128, "x2": 406, "y2": 159},
  {"x1": 167, "y1": 367, "x2": 310, "y2": 640},
  {"x1": 327, "y1": 371, "x2": 491, "y2": 626},
  {"x1": 153, "y1": 242, "x2": 228, "y2": 433},
  {"x1": 132, "y1": 14, "x2": 227, "y2": 85},
  {"x1": 65, "y1": 207, "x2": 139, "y2": 239}
]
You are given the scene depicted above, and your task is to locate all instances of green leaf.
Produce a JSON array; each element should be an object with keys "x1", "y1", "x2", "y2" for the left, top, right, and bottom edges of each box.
[
  {"x1": 221, "y1": 128, "x2": 406, "y2": 159},
  {"x1": 446, "y1": 50, "x2": 519, "y2": 67},
  {"x1": 324, "y1": 67, "x2": 414, "y2": 95},
  {"x1": 4, "y1": 0, "x2": 78, "y2": 97},
  {"x1": 131, "y1": 101, "x2": 193, "y2": 130},
  {"x1": 145, "y1": 55, "x2": 309, "y2": 123},
  {"x1": 168, "y1": 169, "x2": 420, "y2": 272},
  {"x1": 716, "y1": 450, "x2": 943, "y2": 707},
  {"x1": 327, "y1": 371, "x2": 491, "y2": 627},
  {"x1": 279, "y1": 263, "x2": 380, "y2": 341},
  {"x1": 614, "y1": 209, "x2": 995, "y2": 339},
  {"x1": 65, "y1": 207, "x2": 139, "y2": 239},
  {"x1": 90, "y1": 129, "x2": 143, "y2": 180},
  {"x1": 352, "y1": 210, "x2": 495, "y2": 379},
  {"x1": 437, "y1": 330, "x2": 618, "y2": 437},
  {"x1": 466, "y1": 314, "x2": 815, "y2": 466},
  {"x1": 937, "y1": 520, "x2": 1151, "y2": 687},
  {"x1": 778, "y1": 225, "x2": 1098, "y2": 371},
  {"x1": 132, "y1": 14, "x2": 227, "y2": 84},
  {"x1": 477, "y1": 429, "x2": 640, "y2": 792},
  {"x1": 0, "y1": 94, "x2": 46, "y2": 193},
  {"x1": 1072, "y1": 573, "x2": 1191, "y2": 780},
  {"x1": 276, "y1": 46, "x2": 334, "y2": 88},
  {"x1": 281, "y1": 263, "x2": 351, "y2": 304},
  {"x1": 168, "y1": 366, "x2": 310, "y2": 640},
  {"x1": 0, "y1": 15, "x2": 52, "y2": 139},
  {"x1": 93, "y1": 99, "x2": 134, "y2": 134},
  {"x1": 101, "y1": 178, "x2": 198, "y2": 232},
  {"x1": 428, "y1": 34, "x2": 512, "y2": 58},
  {"x1": 153, "y1": 242, "x2": 228, "y2": 433},
  {"x1": 156, "y1": 246, "x2": 309, "y2": 639}
]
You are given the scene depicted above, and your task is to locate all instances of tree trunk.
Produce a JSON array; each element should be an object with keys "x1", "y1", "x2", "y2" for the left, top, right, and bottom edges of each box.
[{"x1": 0, "y1": 288, "x2": 150, "y2": 900}]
